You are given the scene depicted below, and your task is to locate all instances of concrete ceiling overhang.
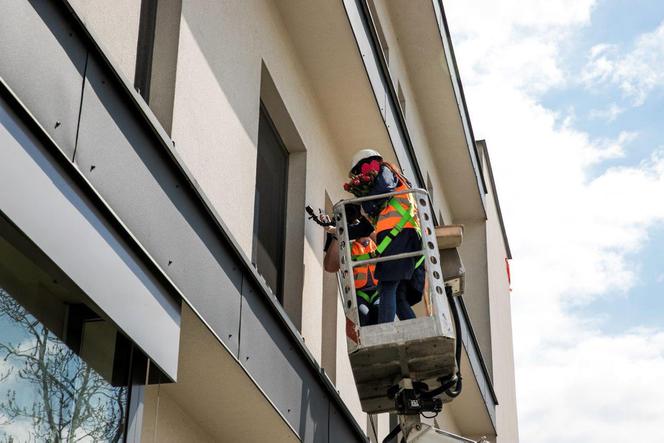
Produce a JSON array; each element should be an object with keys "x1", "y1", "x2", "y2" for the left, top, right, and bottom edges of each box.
[
  {"x1": 385, "y1": 2, "x2": 486, "y2": 223},
  {"x1": 273, "y1": 1, "x2": 399, "y2": 173},
  {"x1": 158, "y1": 304, "x2": 299, "y2": 443}
]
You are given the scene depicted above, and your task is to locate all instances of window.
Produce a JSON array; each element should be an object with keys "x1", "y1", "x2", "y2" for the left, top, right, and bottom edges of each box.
[
  {"x1": 257, "y1": 64, "x2": 308, "y2": 326},
  {"x1": 253, "y1": 105, "x2": 289, "y2": 302},
  {"x1": 0, "y1": 215, "x2": 133, "y2": 442}
]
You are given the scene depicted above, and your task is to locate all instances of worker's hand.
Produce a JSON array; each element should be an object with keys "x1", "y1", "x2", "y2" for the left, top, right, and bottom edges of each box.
[{"x1": 317, "y1": 213, "x2": 337, "y2": 235}]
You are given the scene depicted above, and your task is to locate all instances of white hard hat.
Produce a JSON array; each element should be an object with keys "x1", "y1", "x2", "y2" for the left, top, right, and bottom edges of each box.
[{"x1": 350, "y1": 149, "x2": 382, "y2": 172}]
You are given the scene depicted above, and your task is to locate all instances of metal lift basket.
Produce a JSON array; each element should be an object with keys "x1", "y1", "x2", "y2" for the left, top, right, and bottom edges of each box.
[{"x1": 333, "y1": 189, "x2": 459, "y2": 414}]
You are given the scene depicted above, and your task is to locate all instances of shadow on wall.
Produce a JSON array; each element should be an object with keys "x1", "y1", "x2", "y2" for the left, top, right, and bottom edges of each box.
[{"x1": 178, "y1": 1, "x2": 266, "y2": 148}]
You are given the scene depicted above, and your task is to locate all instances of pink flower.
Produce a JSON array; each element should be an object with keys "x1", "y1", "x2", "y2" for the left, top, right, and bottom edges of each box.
[{"x1": 360, "y1": 160, "x2": 381, "y2": 174}]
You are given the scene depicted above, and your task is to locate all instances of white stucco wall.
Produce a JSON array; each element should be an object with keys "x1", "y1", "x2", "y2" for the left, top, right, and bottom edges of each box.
[
  {"x1": 141, "y1": 387, "x2": 216, "y2": 443},
  {"x1": 485, "y1": 162, "x2": 520, "y2": 443},
  {"x1": 68, "y1": 0, "x2": 140, "y2": 83},
  {"x1": 457, "y1": 220, "x2": 494, "y2": 375},
  {"x1": 170, "y1": 0, "x2": 366, "y2": 429}
]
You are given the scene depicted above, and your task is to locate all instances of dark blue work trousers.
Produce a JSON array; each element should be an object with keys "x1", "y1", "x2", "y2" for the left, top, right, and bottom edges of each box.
[{"x1": 377, "y1": 280, "x2": 416, "y2": 324}]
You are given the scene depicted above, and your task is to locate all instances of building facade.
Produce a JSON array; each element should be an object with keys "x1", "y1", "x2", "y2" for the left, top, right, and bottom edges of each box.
[{"x1": 0, "y1": 1, "x2": 518, "y2": 442}]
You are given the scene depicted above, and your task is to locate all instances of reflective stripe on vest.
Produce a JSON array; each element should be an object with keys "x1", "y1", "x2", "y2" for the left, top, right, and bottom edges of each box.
[
  {"x1": 374, "y1": 165, "x2": 420, "y2": 237},
  {"x1": 375, "y1": 193, "x2": 418, "y2": 234},
  {"x1": 375, "y1": 198, "x2": 422, "y2": 254},
  {"x1": 374, "y1": 165, "x2": 424, "y2": 270},
  {"x1": 356, "y1": 289, "x2": 380, "y2": 304},
  {"x1": 351, "y1": 240, "x2": 378, "y2": 289}
]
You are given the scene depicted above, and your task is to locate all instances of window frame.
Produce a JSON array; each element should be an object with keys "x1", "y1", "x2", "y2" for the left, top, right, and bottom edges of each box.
[{"x1": 252, "y1": 102, "x2": 291, "y2": 303}]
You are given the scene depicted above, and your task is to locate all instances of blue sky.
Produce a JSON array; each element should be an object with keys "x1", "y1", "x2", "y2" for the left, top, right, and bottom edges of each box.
[
  {"x1": 541, "y1": 0, "x2": 664, "y2": 172},
  {"x1": 538, "y1": 3, "x2": 664, "y2": 335},
  {"x1": 446, "y1": 1, "x2": 664, "y2": 441},
  {"x1": 581, "y1": 225, "x2": 664, "y2": 333}
]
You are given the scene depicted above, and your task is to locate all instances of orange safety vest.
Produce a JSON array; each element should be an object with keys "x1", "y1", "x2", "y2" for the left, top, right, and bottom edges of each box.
[
  {"x1": 374, "y1": 164, "x2": 419, "y2": 236},
  {"x1": 351, "y1": 239, "x2": 378, "y2": 289}
]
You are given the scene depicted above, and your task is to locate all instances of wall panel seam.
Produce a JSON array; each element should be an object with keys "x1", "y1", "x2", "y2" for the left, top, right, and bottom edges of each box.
[{"x1": 72, "y1": 51, "x2": 89, "y2": 162}]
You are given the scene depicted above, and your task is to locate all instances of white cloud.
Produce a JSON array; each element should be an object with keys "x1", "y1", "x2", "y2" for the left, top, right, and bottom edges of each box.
[
  {"x1": 518, "y1": 330, "x2": 664, "y2": 442},
  {"x1": 446, "y1": 0, "x2": 596, "y2": 93},
  {"x1": 582, "y1": 21, "x2": 664, "y2": 106},
  {"x1": 589, "y1": 130, "x2": 638, "y2": 162},
  {"x1": 588, "y1": 103, "x2": 625, "y2": 122},
  {"x1": 445, "y1": 2, "x2": 664, "y2": 442}
]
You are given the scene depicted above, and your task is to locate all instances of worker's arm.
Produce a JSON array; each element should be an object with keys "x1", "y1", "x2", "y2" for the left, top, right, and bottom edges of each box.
[{"x1": 323, "y1": 233, "x2": 341, "y2": 273}]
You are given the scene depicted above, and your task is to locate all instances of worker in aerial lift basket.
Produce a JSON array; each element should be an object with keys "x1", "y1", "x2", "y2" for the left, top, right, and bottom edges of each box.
[
  {"x1": 344, "y1": 149, "x2": 425, "y2": 324},
  {"x1": 323, "y1": 204, "x2": 380, "y2": 326}
]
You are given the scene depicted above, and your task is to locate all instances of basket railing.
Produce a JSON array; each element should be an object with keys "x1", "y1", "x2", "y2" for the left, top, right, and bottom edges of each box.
[{"x1": 333, "y1": 188, "x2": 453, "y2": 347}]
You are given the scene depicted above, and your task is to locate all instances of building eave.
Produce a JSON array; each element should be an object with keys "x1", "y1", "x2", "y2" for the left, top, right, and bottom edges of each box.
[
  {"x1": 384, "y1": 1, "x2": 487, "y2": 222},
  {"x1": 477, "y1": 140, "x2": 513, "y2": 259}
]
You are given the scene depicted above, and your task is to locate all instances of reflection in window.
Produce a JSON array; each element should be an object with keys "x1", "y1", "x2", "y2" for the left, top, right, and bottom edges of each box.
[{"x1": 0, "y1": 221, "x2": 129, "y2": 442}]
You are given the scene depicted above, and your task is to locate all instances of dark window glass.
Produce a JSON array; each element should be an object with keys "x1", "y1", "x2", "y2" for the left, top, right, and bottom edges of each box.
[
  {"x1": 0, "y1": 216, "x2": 130, "y2": 442},
  {"x1": 253, "y1": 106, "x2": 289, "y2": 302}
]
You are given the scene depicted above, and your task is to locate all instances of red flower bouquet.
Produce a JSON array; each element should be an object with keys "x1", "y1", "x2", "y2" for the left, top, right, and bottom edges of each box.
[{"x1": 343, "y1": 160, "x2": 381, "y2": 196}]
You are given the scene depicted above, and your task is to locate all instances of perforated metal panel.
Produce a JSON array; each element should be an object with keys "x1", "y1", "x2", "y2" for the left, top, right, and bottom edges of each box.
[
  {"x1": 0, "y1": 0, "x2": 87, "y2": 159},
  {"x1": 74, "y1": 58, "x2": 243, "y2": 355}
]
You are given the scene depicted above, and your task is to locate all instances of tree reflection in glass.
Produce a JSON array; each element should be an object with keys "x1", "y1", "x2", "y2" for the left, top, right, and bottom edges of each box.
[{"x1": 0, "y1": 288, "x2": 127, "y2": 443}]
